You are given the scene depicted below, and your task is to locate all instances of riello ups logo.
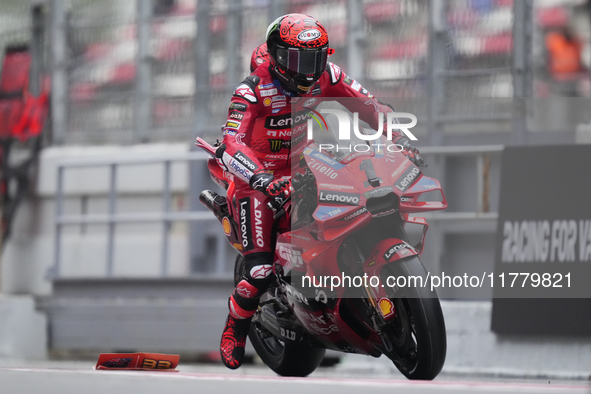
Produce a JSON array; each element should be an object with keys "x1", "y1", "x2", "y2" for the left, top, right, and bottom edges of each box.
[{"x1": 501, "y1": 219, "x2": 591, "y2": 263}]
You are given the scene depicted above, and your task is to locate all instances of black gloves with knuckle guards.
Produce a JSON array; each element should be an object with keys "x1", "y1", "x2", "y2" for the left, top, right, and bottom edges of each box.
[
  {"x1": 250, "y1": 172, "x2": 291, "y2": 198},
  {"x1": 394, "y1": 136, "x2": 426, "y2": 167}
]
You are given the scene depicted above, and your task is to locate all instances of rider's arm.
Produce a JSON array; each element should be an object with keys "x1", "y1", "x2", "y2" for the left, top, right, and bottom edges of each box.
[
  {"x1": 217, "y1": 76, "x2": 267, "y2": 185},
  {"x1": 324, "y1": 62, "x2": 403, "y2": 140}
]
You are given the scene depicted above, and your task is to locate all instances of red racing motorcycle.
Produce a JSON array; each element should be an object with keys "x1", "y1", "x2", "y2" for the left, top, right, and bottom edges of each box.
[{"x1": 196, "y1": 135, "x2": 447, "y2": 380}]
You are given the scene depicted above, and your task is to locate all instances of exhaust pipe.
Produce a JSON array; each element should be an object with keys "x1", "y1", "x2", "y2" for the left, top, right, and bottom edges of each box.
[{"x1": 199, "y1": 190, "x2": 228, "y2": 219}]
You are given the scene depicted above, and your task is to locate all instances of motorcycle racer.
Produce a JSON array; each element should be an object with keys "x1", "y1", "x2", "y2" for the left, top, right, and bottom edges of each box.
[{"x1": 217, "y1": 13, "x2": 420, "y2": 369}]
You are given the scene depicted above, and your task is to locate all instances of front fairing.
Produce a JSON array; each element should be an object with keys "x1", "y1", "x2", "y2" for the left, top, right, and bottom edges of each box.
[{"x1": 296, "y1": 142, "x2": 446, "y2": 243}]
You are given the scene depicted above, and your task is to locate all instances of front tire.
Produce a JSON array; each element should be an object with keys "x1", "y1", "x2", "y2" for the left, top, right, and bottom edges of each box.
[
  {"x1": 234, "y1": 255, "x2": 326, "y2": 377},
  {"x1": 381, "y1": 256, "x2": 447, "y2": 380}
]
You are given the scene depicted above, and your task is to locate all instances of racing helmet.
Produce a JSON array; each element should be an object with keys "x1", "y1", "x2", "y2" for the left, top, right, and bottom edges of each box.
[
  {"x1": 250, "y1": 43, "x2": 270, "y2": 72},
  {"x1": 266, "y1": 14, "x2": 331, "y2": 94}
]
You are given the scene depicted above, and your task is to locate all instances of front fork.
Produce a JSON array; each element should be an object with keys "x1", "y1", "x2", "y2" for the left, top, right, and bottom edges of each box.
[{"x1": 403, "y1": 215, "x2": 429, "y2": 254}]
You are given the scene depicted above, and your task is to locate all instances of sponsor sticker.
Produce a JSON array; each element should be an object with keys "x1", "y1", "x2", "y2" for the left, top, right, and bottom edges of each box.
[
  {"x1": 239, "y1": 198, "x2": 253, "y2": 251},
  {"x1": 272, "y1": 101, "x2": 286, "y2": 109},
  {"x1": 312, "y1": 85, "x2": 321, "y2": 95},
  {"x1": 329, "y1": 63, "x2": 342, "y2": 84},
  {"x1": 303, "y1": 147, "x2": 345, "y2": 169},
  {"x1": 260, "y1": 88, "x2": 278, "y2": 97},
  {"x1": 236, "y1": 284, "x2": 252, "y2": 298},
  {"x1": 339, "y1": 206, "x2": 368, "y2": 221},
  {"x1": 394, "y1": 166, "x2": 421, "y2": 192},
  {"x1": 267, "y1": 130, "x2": 291, "y2": 137},
  {"x1": 223, "y1": 129, "x2": 237, "y2": 136},
  {"x1": 278, "y1": 246, "x2": 304, "y2": 268},
  {"x1": 318, "y1": 183, "x2": 354, "y2": 190},
  {"x1": 250, "y1": 265, "x2": 273, "y2": 279},
  {"x1": 253, "y1": 198, "x2": 265, "y2": 248},
  {"x1": 263, "y1": 97, "x2": 272, "y2": 106},
  {"x1": 269, "y1": 139, "x2": 290, "y2": 153},
  {"x1": 222, "y1": 217, "x2": 231, "y2": 235},
  {"x1": 272, "y1": 108, "x2": 281, "y2": 113},
  {"x1": 297, "y1": 29, "x2": 321, "y2": 41},
  {"x1": 251, "y1": 173, "x2": 273, "y2": 191},
  {"x1": 229, "y1": 102, "x2": 247, "y2": 112},
  {"x1": 351, "y1": 80, "x2": 361, "y2": 91},
  {"x1": 314, "y1": 206, "x2": 347, "y2": 220},
  {"x1": 228, "y1": 158, "x2": 254, "y2": 180},
  {"x1": 319, "y1": 191, "x2": 360, "y2": 206},
  {"x1": 235, "y1": 133, "x2": 246, "y2": 145},
  {"x1": 363, "y1": 186, "x2": 393, "y2": 199},
  {"x1": 303, "y1": 98, "x2": 317, "y2": 107},
  {"x1": 409, "y1": 176, "x2": 438, "y2": 192},
  {"x1": 265, "y1": 111, "x2": 313, "y2": 129},
  {"x1": 229, "y1": 111, "x2": 244, "y2": 121},
  {"x1": 233, "y1": 151, "x2": 259, "y2": 171},
  {"x1": 378, "y1": 298, "x2": 395, "y2": 318},
  {"x1": 391, "y1": 161, "x2": 409, "y2": 179},
  {"x1": 272, "y1": 95, "x2": 286, "y2": 102},
  {"x1": 339, "y1": 207, "x2": 367, "y2": 222},
  {"x1": 383, "y1": 242, "x2": 415, "y2": 262},
  {"x1": 225, "y1": 120, "x2": 241, "y2": 129},
  {"x1": 265, "y1": 154, "x2": 288, "y2": 160},
  {"x1": 258, "y1": 83, "x2": 275, "y2": 89},
  {"x1": 234, "y1": 84, "x2": 257, "y2": 103}
]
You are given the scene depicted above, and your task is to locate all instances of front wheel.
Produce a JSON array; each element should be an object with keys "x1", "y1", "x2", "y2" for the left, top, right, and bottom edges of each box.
[
  {"x1": 234, "y1": 255, "x2": 326, "y2": 377},
  {"x1": 380, "y1": 256, "x2": 447, "y2": 380}
]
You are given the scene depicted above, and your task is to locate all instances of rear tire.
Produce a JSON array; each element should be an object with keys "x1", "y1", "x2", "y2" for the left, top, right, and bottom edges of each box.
[
  {"x1": 249, "y1": 328, "x2": 326, "y2": 377},
  {"x1": 234, "y1": 255, "x2": 326, "y2": 377},
  {"x1": 381, "y1": 256, "x2": 447, "y2": 380}
]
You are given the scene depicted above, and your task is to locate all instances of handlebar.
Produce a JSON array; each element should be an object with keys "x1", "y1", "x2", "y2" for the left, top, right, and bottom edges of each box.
[{"x1": 267, "y1": 195, "x2": 290, "y2": 220}]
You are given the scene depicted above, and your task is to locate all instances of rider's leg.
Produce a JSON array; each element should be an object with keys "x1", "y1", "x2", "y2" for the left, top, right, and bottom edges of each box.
[{"x1": 220, "y1": 188, "x2": 275, "y2": 369}]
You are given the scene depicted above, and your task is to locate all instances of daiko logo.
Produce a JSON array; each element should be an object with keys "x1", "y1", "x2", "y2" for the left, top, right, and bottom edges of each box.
[{"x1": 305, "y1": 107, "x2": 417, "y2": 152}]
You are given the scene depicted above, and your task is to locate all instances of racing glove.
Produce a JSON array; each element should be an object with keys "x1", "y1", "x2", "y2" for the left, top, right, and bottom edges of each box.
[
  {"x1": 250, "y1": 172, "x2": 291, "y2": 198},
  {"x1": 394, "y1": 136, "x2": 425, "y2": 167}
]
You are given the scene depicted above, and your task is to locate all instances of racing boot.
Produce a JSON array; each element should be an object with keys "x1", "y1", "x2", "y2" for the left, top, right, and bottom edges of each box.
[
  {"x1": 220, "y1": 258, "x2": 273, "y2": 369},
  {"x1": 220, "y1": 312, "x2": 252, "y2": 369},
  {"x1": 220, "y1": 289, "x2": 258, "y2": 369}
]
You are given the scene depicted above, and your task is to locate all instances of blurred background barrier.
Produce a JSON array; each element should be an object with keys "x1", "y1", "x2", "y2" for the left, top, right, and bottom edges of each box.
[
  {"x1": 492, "y1": 145, "x2": 591, "y2": 336},
  {"x1": 0, "y1": 0, "x2": 590, "y2": 374}
]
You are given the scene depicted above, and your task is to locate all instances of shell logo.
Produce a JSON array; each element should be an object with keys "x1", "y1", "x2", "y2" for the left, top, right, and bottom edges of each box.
[
  {"x1": 263, "y1": 97, "x2": 272, "y2": 106},
  {"x1": 378, "y1": 298, "x2": 395, "y2": 318},
  {"x1": 222, "y1": 217, "x2": 232, "y2": 235}
]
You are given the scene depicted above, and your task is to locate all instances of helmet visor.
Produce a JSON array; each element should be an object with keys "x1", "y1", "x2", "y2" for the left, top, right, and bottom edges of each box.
[{"x1": 276, "y1": 46, "x2": 329, "y2": 78}]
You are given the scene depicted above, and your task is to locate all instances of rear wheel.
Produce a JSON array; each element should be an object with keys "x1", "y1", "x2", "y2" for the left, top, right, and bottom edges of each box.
[
  {"x1": 234, "y1": 255, "x2": 326, "y2": 377},
  {"x1": 380, "y1": 256, "x2": 447, "y2": 380}
]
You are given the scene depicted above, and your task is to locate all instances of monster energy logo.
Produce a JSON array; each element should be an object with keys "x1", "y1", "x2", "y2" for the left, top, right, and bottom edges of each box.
[{"x1": 269, "y1": 139, "x2": 290, "y2": 153}]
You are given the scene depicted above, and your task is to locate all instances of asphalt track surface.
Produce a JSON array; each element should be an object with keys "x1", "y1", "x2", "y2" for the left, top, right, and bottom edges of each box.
[{"x1": 0, "y1": 362, "x2": 589, "y2": 394}]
